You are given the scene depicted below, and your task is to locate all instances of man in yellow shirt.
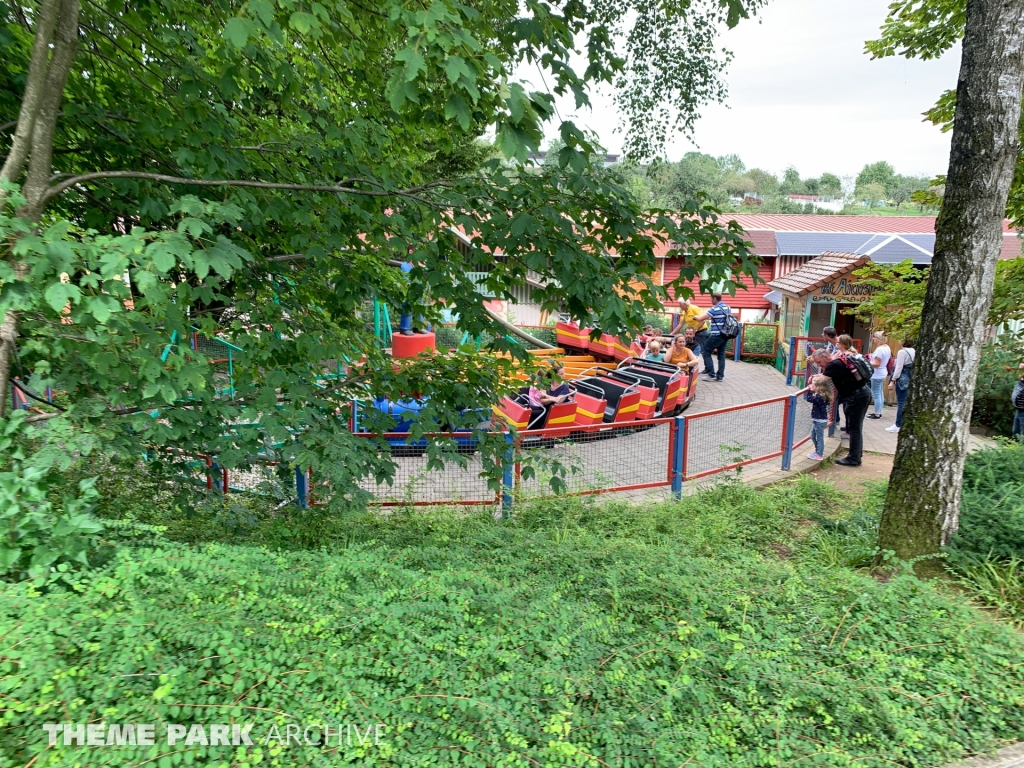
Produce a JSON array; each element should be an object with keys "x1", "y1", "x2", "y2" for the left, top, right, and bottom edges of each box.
[{"x1": 670, "y1": 298, "x2": 710, "y2": 356}]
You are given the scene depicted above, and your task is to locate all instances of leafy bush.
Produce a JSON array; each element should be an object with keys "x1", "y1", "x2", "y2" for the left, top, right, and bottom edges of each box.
[
  {"x1": 435, "y1": 324, "x2": 556, "y2": 350},
  {"x1": 520, "y1": 325, "x2": 557, "y2": 347},
  {"x1": 740, "y1": 323, "x2": 777, "y2": 356},
  {"x1": 4, "y1": 480, "x2": 1024, "y2": 767},
  {"x1": 948, "y1": 441, "x2": 1024, "y2": 563},
  {"x1": 971, "y1": 341, "x2": 1022, "y2": 435},
  {"x1": 944, "y1": 442, "x2": 1024, "y2": 624},
  {"x1": 644, "y1": 311, "x2": 673, "y2": 332},
  {"x1": 432, "y1": 323, "x2": 468, "y2": 349},
  {"x1": 0, "y1": 413, "x2": 103, "y2": 580}
]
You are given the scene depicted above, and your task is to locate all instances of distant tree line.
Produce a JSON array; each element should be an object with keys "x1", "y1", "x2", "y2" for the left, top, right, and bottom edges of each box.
[{"x1": 592, "y1": 150, "x2": 939, "y2": 213}]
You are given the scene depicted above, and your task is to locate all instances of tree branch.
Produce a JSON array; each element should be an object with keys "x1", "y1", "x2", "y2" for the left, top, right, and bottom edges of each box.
[
  {"x1": 26, "y1": 411, "x2": 63, "y2": 423},
  {"x1": 41, "y1": 171, "x2": 451, "y2": 205}
]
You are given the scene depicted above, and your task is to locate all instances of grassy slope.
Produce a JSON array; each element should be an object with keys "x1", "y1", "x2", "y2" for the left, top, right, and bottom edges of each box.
[{"x1": 2, "y1": 478, "x2": 1023, "y2": 767}]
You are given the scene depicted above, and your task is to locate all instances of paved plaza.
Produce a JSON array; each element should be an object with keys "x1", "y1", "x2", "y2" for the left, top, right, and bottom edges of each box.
[
  {"x1": 685, "y1": 359, "x2": 792, "y2": 415},
  {"x1": 360, "y1": 359, "x2": 996, "y2": 506}
]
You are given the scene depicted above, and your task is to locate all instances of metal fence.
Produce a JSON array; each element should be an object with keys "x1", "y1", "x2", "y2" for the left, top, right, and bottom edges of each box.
[
  {"x1": 513, "y1": 418, "x2": 676, "y2": 499},
  {"x1": 737, "y1": 323, "x2": 778, "y2": 359},
  {"x1": 351, "y1": 433, "x2": 501, "y2": 507},
  {"x1": 680, "y1": 396, "x2": 789, "y2": 480},
  {"x1": 18, "y1": 376, "x2": 831, "y2": 509},
  {"x1": 295, "y1": 387, "x2": 823, "y2": 509},
  {"x1": 783, "y1": 336, "x2": 862, "y2": 386}
]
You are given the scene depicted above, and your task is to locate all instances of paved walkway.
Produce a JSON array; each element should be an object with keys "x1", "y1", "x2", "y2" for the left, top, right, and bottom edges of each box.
[
  {"x1": 847, "y1": 395, "x2": 995, "y2": 456},
  {"x1": 362, "y1": 360, "x2": 998, "y2": 505},
  {"x1": 602, "y1": 362, "x2": 997, "y2": 503},
  {"x1": 945, "y1": 744, "x2": 1024, "y2": 768},
  {"x1": 686, "y1": 360, "x2": 791, "y2": 415}
]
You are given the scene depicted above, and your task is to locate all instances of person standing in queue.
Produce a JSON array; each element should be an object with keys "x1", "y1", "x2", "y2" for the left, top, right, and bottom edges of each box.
[
  {"x1": 809, "y1": 335, "x2": 871, "y2": 467},
  {"x1": 822, "y1": 326, "x2": 839, "y2": 355},
  {"x1": 886, "y1": 340, "x2": 916, "y2": 434},
  {"x1": 867, "y1": 331, "x2": 891, "y2": 420}
]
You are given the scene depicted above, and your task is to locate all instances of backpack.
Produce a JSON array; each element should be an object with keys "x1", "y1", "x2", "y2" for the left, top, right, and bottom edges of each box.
[
  {"x1": 896, "y1": 350, "x2": 915, "y2": 390},
  {"x1": 720, "y1": 314, "x2": 740, "y2": 339},
  {"x1": 886, "y1": 353, "x2": 896, "y2": 377},
  {"x1": 842, "y1": 352, "x2": 873, "y2": 382}
]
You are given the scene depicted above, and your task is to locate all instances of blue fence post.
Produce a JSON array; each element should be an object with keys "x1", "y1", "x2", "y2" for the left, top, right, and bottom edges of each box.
[
  {"x1": 781, "y1": 394, "x2": 798, "y2": 470},
  {"x1": 501, "y1": 432, "x2": 515, "y2": 517},
  {"x1": 733, "y1": 324, "x2": 743, "y2": 361},
  {"x1": 785, "y1": 335, "x2": 796, "y2": 386},
  {"x1": 671, "y1": 415, "x2": 686, "y2": 499},
  {"x1": 295, "y1": 466, "x2": 308, "y2": 509}
]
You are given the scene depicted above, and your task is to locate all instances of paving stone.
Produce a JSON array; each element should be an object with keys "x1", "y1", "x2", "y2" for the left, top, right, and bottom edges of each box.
[{"x1": 943, "y1": 744, "x2": 1024, "y2": 768}]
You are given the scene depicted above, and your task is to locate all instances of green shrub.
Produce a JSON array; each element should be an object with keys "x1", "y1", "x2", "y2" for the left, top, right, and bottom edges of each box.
[
  {"x1": 520, "y1": 325, "x2": 557, "y2": 347},
  {"x1": 948, "y1": 441, "x2": 1024, "y2": 563},
  {"x1": 740, "y1": 323, "x2": 777, "y2": 356},
  {"x1": 435, "y1": 324, "x2": 556, "y2": 351},
  {"x1": 0, "y1": 413, "x2": 103, "y2": 581},
  {"x1": 971, "y1": 342, "x2": 1021, "y2": 435},
  {"x1": 4, "y1": 480, "x2": 1024, "y2": 767},
  {"x1": 644, "y1": 312, "x2": 673, "y2": 333},
  {"x1": 432, "y1": 323, "x2": 467, "y2": 349}
]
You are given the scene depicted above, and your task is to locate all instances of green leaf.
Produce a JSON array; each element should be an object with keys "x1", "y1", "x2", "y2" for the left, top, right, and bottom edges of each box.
[
  {"x1": 85, "y1": 295, "x2": 121, "y2": 323},
  {"x1": 395, "y1": 47, "x2": 427, "y2": 82},
  {"x1": 444, "y1": 93, "x2": 471, "y2": 131},
  {"x1": 223, "y1": 17, "x2": 254, "y2": 48},
  {"x1": 288, "y1": 11, "x2": 318, "y2": 35},
  {"x1": 443, "y1": 55, "x2": 472, "y2": 85},
  {"x1": 249, "y1": 0, "x2": 275, "y2": 27},
  {"x1": 44, "y1": 282, "x2": 81, "y2": 313},
  {"x1": 0, "y1": 545, "x2": 21, "y2": 569}
]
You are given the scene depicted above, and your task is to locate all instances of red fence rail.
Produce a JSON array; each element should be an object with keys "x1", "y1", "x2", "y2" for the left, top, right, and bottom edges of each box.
[{"x1": 176, "y1": 389, "x2": 833, "y2": 508}]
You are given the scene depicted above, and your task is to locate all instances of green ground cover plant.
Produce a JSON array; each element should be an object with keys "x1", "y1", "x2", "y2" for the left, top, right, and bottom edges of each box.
[
  {"x1": 3, "y1": 478, "x2": 1024, "y2": 767},
  {"x1": 799, "y1": 443, "x2": 1024, "y2": 627}
]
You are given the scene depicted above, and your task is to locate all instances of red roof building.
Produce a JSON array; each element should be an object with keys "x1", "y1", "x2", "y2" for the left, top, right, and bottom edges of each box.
[{"x1": 657, "y1": 214, "x2": 1020, "y2": 319}]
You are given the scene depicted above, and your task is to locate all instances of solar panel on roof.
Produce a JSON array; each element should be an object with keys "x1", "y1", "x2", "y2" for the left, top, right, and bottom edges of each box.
[{"x1": 774, "y1": 232, "x2": 875, "y2": 256}]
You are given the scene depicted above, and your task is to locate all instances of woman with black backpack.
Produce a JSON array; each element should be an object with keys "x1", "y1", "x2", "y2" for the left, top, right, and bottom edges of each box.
[
  {"x1": 886, "y1": 340, "x2": 916, "y2": 434},
  {"x1": 809, "y1": 334, "x2": 872, "y2": 467}
]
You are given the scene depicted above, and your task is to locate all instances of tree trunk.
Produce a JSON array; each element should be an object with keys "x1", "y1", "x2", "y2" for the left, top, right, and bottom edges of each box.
[
  {"x1": 0, "y1": 0, "x2": 61, "y2": 193},
  {"x1": 877, "y1": 0, "x2": 1024, "y2": 575},
  {"x1": 0, "y1": 0, "x2": 78, "y2": 418}
]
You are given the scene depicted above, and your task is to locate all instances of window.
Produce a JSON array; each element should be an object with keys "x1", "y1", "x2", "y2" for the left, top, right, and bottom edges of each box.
[{"x1": 783, "y1": 296, "x2": 806, "y2": 341}]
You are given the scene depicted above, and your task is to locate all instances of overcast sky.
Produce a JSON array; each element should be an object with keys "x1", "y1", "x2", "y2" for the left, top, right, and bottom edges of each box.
[{"x1": 532, "y1": 0, "x2": 961, "y2": 181}]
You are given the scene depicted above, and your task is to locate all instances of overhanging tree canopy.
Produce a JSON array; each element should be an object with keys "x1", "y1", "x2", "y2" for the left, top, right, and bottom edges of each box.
[{"x1": 0, "y1": 0, "x2": 763, "y2": 516}]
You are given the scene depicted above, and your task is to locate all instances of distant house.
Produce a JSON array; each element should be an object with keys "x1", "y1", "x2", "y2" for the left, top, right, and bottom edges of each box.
[
  {"x1": 785, "y1": 194, "x2": 844, "y2": 213},
  {"x1": 526, "y1": 151, "x2": 621, "y2": 168},
  {"x1": 447, "y1": 226, "x2": 554, "y2": 326}
]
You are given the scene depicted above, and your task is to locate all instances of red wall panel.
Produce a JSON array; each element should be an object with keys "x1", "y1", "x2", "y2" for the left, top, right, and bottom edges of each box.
[{"x1": 662, "y1": 258, "x2": 776, "y2": 309}]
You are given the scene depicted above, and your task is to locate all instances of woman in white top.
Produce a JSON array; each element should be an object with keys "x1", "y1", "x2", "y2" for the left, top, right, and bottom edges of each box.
[
  {"x1": 886, "y1": 340, "x2": 916, "y2": 433},
  {"x1": 867, "y1": 331, "x2": 891, "y2": 420}
]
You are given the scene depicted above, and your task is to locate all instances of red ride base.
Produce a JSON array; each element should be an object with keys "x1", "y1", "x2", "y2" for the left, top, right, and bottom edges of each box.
[{"x1": 392, "y1": 331, "x2": 436, "y2": 358}]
